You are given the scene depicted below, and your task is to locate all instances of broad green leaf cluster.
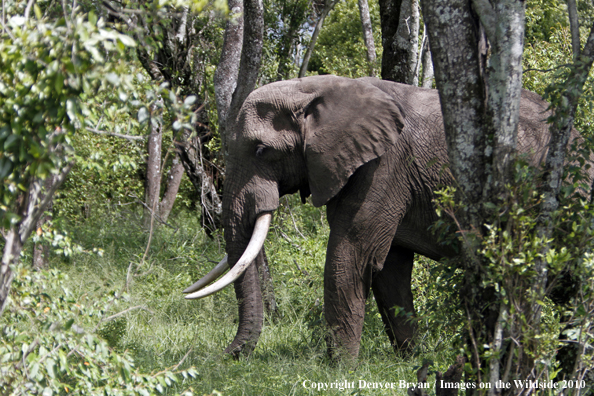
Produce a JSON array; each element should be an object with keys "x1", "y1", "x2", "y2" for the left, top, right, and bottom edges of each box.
[
  {"x1": 0, "y1": 266, "x2": 198, "y2": 395},
  {"x1": 0, "y1": 9, "x2": 135, "y2": 228}
]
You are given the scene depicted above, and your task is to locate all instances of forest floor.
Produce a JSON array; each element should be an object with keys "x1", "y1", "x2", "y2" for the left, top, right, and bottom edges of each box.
[{"x1": 18, "y1": 197, "x2": 459, "y2": 395}]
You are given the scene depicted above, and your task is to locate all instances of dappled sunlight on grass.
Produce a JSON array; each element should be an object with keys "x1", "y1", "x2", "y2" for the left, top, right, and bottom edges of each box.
[{"x1": 29, "y1": 196, "x2": 458, "y2": 395}]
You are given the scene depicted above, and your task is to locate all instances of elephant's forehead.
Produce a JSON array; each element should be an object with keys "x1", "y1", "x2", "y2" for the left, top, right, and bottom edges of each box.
[
  {"x1": 244, "y1": 81, "x2": 311, "y2": 111},
  {"x1": 233, "y1": 82, "x2": 315, "y2": 142}
]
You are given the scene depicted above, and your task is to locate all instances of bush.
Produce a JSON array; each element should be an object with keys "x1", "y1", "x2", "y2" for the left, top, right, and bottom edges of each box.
[{"x1": 0, "y1": 266, "x2": 198, "y2": 395}]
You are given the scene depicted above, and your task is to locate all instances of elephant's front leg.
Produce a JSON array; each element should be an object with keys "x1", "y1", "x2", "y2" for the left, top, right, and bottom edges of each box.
[
  {"x1": 371, "y1": 246, "x2": 416, "y2": 352},
  {"x1": 324, "y1": 232, "x2": 373, "y2": 360}
]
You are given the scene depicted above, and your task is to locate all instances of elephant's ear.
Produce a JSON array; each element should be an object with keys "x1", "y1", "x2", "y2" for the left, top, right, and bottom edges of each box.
[{"x1": 301, "y1": 77, "x2": 405, "y2": 207}]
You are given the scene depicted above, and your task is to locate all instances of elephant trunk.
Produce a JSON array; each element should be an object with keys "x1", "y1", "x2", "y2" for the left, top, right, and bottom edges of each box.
[
  {"x1": 224, "y1": 249, "x2": 264, "y2": 357},
  {"x1": 206, "y1": 164, "x2": 280, "y2": 356}
]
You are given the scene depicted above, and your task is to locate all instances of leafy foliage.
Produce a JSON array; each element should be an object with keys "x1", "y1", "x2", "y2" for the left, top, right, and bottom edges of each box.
[
  {"x1": 432, "y1": 156, "x2": 594, "y2": 386},
  {"x1": 0, "y1": 9, "x2": 135, "y2": 228},
  {"x1": 307, "y1": 0, "x2": 382, "y2": 77},
  {"x1": 0, "y1": 266, "x2": 198, "y2": 395}
]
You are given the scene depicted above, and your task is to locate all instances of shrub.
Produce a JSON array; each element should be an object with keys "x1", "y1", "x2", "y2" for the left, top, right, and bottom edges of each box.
[{"x1": 0, "y1": 266, "x2": 198, "y2": 395}]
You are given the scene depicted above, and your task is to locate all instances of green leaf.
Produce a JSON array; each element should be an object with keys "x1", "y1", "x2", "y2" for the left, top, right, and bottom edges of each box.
[
  {"x1": 138, "y1": 108, "x2": 149, "y2": 124},
  {"x1": 184, "y1": 95, "x2": 196, "y2": 107},
  {"x1": 106, "y1": 73, "x2": 120, "y2": 86},
  {"x1": 29, "y1": 362, "x2": 39, "y2": 378},
  {"x1": 45, "y1": 357, "x2": 55, "y2": 378},
  {"x1": 89, "y1": 11, "x2": 97, "y2": 26},
  {"x1": 55, "y1": 73, "x2": 64, "y2": 93},
  {"x1": 64, "y1": 318, "x2": 75, "y2": 330},
  {"x1": 4, "y1": 134, "x2": 19, "y2": 150}
]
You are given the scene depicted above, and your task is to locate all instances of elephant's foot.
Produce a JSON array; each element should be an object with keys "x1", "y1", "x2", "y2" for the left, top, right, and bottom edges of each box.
[
  {"x1": 224, "y1": 334, "x2": 259, "y2": 358},
  {"x1": 325, "y1": 320, "x2": 365, "y2": 362}
]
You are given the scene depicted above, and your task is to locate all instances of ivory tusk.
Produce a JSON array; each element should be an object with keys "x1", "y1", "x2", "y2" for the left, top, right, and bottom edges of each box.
[
  {"x1": 185, "y1": 213, "x2": 272, "y2": 300},
  {"x1": 182, "y1": 255, "x2": 229, "y2": 293}
]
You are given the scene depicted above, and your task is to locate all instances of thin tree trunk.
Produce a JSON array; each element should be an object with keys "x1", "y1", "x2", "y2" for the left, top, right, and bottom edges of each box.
[
  {"x1": 567, "y1": 0, "x2": 581, "y2": 61},
  {"x1": 157, "y1": 154, "x2": 185, "y2": 223},
  {"x1": 33, "y1": 175, "x2": 56, "y2": 269},
  {"x1": 1, "y1": 163, "x2": 73, "y2": 317},
  {"x1": 473, "y1": 0, "x2": 526, "y2": 204},
  {"x1": 421, "y1": 34, "x2": 433, "y2": 88},
  {"x1": 358, "y1": 0, "x2": 377, "y2": 77},
  {"x1": 535, "y1": 21, "x2": 594, "y2": 293},
  {"x1": 299, "y1": 0, "x2": 340, "y2": 78},
  {"x1": 214, "y1": 0, "x2": 243, "y2": 143},
  {"x1": 1, "y1": 230, "x2": 19, "y2": 316},
  {"x1": 144, "y1": 105, "x2": 163, "y2": 227},
  {"x1": 225, "y1": 0, "x2": 264, "y2": 140},
  {"x1": 176, "y1": 130, "x2": 222, "y2": 231}
]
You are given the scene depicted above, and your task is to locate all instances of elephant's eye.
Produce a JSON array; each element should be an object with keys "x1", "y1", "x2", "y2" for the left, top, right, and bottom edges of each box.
[{"x1": 255, "y1": 144, "x2": 266, "y2": 157}]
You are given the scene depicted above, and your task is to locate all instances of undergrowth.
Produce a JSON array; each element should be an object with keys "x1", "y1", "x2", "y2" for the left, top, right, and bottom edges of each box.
[{"x1": 3, "y1": 195, "x2": 457, "y2": 395}]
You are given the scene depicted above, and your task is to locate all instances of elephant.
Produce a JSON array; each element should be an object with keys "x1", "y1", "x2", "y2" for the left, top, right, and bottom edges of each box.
[{"x1": 183, "y1": 75, "x2": 556, "y2": 360}]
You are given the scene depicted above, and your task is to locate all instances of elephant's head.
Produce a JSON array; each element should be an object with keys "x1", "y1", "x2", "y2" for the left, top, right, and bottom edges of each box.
[{"x1": 185, "y1": 75, "x2": 405, "y2": 298}]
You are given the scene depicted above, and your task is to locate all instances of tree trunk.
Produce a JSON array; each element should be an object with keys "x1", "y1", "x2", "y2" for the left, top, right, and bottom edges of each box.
[
  {"x1": 299, "y1": 0, "x2": 340, "y2": 78},
  {"x1": 214, "y1": 0, "x2": 243, "y2": 142},
  {"x1": 567, "y1": 0, "x2": 580, "y2": 61},
  {"x1": 421, "y1": 35, "x2": 433, "y2": 88},
  {"x1": 1, "y1": 163, "x2": 73, "y2": 317},
  {"x1": 1, "y1": 231, "x2": 19, "y2": 316},
  {"x1": 144, "y1": 104, "x2": 163, "y2": 228},
  {"x1": 358, "y1": 0, "x2": 377, "y2": 77},
  {"x1": 224, "y1": 0, "x2": 264, "y2": 142},
  {"x1": 157, "y1": 154, "x2": 185, "y2": 223},
  {"x1": 32, "y1": 175, "x2": 56, "y2": 269},
  {"x1": 421, "y1": 0, "x2": 487, "y2": 236},
  {"x1": 421, "y1": 0, "x2": 493, "y2": 391},
  {"x1": 378, "y1": 0, "x2": 419, "y2": 84},
  {"x1": 535, "y1": 22, "x2": 594, "y2": 292},
  {"x1": 176, "y1": 129, "x2": 222, "y2": 231},
  {"x1": 474, "y1": 0, "x2": 526, "y2": 203}
]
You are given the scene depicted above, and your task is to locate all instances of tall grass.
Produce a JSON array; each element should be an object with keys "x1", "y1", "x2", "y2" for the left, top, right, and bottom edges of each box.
[{"x1": 26, "y1": 195, "x2": 457, "y2": 395}]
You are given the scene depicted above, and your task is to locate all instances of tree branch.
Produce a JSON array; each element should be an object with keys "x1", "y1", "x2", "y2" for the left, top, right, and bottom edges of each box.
[
  {"x1": 567, "y1": 0, "x2": 581, "y2": 60},
  {"x1": 299, "y1": 0, "x2": 340, "y2": 78},
  {"x1": 19, "y1": 161, "x2": 74, "y2": 244},
  {"x1": 102, "y1": 305, "x2": 152, "y2": 323},
  {"x1": 471, "y1": 0, "x2": 496, "y2": 41},
  {"x1": 85, "y1": 127, "x2": 146, "y2": 141}
]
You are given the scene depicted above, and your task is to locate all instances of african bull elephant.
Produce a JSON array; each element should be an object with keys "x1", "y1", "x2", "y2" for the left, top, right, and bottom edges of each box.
[{"x1": 184, "y1": 75, "x2": 554, "y2": 359}]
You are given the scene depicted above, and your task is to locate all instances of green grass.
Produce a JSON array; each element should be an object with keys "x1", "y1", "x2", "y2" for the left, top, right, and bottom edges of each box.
[{"x1": 21, "y1": 196, "x2": 458, "y2": 395}]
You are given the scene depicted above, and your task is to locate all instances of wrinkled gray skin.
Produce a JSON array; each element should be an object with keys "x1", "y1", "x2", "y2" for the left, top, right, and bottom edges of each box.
[{"x1": 223, "y1": 75, "x2": 552, "y2": 359}]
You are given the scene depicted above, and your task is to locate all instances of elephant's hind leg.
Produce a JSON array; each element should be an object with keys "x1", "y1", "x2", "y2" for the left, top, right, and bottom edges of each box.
[{"x1": 371, "y1": 246, "x2": 416, "y2": 353}]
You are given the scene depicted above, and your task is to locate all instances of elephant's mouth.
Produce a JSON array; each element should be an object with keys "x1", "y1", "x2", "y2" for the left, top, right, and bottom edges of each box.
[{"x1": 183, "y1": 212, "x2": 272, "y2": 299}]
